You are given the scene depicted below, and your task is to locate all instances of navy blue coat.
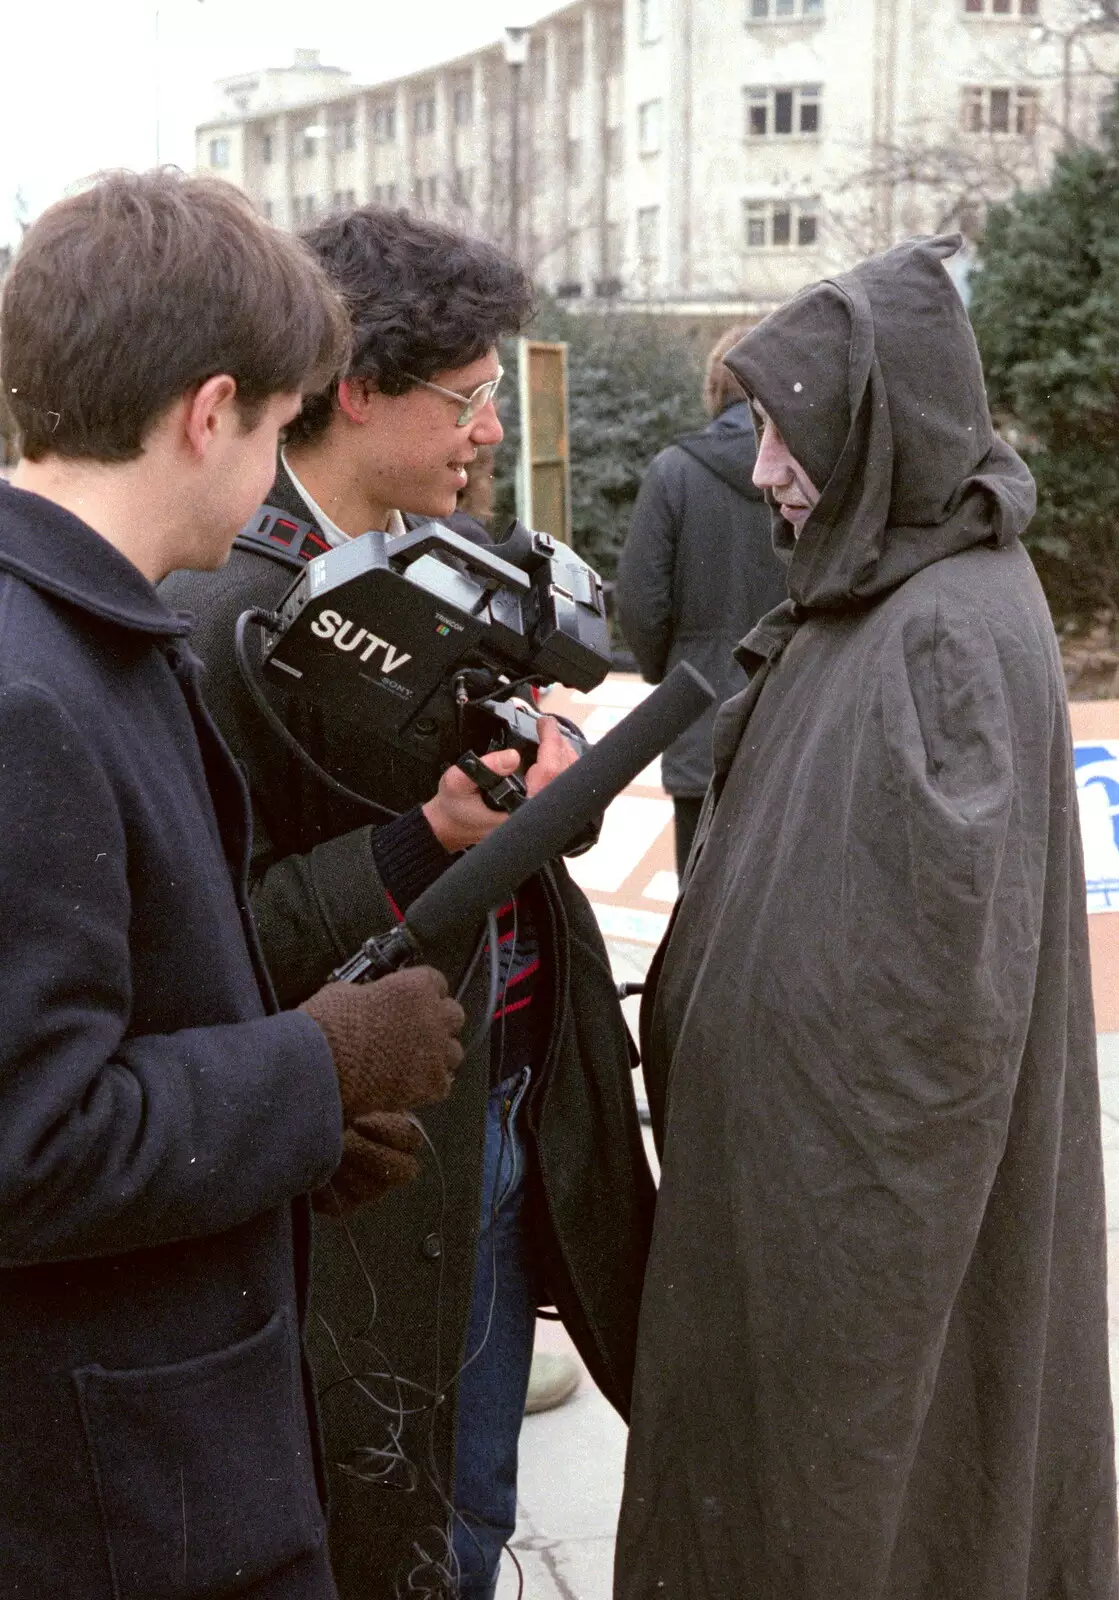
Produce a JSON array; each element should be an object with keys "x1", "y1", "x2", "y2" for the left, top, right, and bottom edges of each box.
[
  {"x1": 616, "y1": 402, "x2": 787, "y2": 796},
  {"x1": 0, "y1": 481, "x2": 344, "y2": 1599}
]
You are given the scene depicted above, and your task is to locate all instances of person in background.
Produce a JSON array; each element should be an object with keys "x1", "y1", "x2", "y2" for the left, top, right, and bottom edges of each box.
[{"x1": 615, "y1": 326, "x2": 787, "y2": 875}]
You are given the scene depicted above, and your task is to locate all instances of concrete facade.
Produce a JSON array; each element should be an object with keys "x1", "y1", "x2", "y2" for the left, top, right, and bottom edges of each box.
[{"x1": 196, "y1": 2, "x2": 1118, "y2": 314}]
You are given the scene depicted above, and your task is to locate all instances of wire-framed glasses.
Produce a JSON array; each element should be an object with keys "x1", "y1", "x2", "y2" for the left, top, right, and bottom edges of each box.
[{"x1": 402, "y1": 365, "x2": 505, "y2": 426}]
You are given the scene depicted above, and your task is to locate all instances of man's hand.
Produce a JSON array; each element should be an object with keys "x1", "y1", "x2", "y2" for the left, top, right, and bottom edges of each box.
[
  {"x1": 299, "y1": 966, "x2": 465, "y2": 1123},
  {"x1": 313, "y1": 1111, "x2": 423, "y2": 1216},
  {"x1": 422, "y1": 715, "x2": 579, "y2": 852},
  {"x1": 524, "y1": 715, "x2": 579, "y2": 797}
]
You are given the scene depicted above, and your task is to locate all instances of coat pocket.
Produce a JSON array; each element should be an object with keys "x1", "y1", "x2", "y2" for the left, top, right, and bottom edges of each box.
[{"x1": 73, "y1": 1306, "x2": 323, "y2": 1600}]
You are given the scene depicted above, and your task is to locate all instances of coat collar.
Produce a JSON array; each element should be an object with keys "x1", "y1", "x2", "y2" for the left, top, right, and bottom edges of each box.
[{"x1": 0, "y1": 480, "x2": 191, "y2": 639}]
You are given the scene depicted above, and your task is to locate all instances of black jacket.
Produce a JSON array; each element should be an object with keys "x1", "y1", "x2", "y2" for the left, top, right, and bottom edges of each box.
[
  {"x1": 161, "y1": 464, "x2": 655, "y2": 1599},
  {"x1": 615, "y1": 401, "x2": 787, "y2": 796},
  {"x1": 0, "y1": 481, "x2": 343, "y2": 1600}
]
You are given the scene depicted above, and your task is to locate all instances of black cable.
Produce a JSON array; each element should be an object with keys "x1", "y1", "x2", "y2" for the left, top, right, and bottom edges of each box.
[
  {"x1": 454, "y1": 921, "x2": 490, "y2": 1005},
  {"x1": 407, "y1": 1115, "x2": 464, "y2": 1597},
  {"x1": 234, "y1": 609, "x2": 399, "y2": 820},
  {"x1": 461, "y1": 911, "x2": 501, "y2": 1059},
  {"x1": 440, "y1": 907, "x2": 524, "y2": 1593},
  {"x1": 467, "y1": 674, "x2": 543, "y2": 706},
  {"x1": 315, "y1": 1313, "x2": 417, "y2": 1491}
]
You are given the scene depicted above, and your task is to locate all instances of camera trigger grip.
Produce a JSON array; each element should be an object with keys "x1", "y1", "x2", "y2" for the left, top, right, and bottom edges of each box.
[{"x1": 455, "y1": 752, "x2": 528, "y2": 814}]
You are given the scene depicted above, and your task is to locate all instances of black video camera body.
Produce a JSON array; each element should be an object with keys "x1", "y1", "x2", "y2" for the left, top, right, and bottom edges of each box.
[{"x1": 257, "y1": 519, "x2": 611, "y2": 792}]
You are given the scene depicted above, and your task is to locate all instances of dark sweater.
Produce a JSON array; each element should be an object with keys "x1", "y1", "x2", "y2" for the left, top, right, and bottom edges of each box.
[{"x1": 370, "y1": 807, "x2": 545, "y2": 1079}]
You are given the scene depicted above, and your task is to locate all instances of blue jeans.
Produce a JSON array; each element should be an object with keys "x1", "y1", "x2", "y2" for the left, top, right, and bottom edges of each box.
[{"x1": 451, "y1": 1069, "x2": 537, "y2": 1599}]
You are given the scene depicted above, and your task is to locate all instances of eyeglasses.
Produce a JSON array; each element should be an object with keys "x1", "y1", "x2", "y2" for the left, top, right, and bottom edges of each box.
[{"x1": 402, "y1": 365, "x2": 505, "y2": 426}]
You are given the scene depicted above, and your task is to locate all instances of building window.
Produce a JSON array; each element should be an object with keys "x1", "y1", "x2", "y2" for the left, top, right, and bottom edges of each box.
[
  {"x1": 961, "y1": 84, "x2": 1039, "y2": 134},
  {"x1": 745, "y1": 84, "x2": 821, "y2": 137},
  {"x1": 331, "y1": 189, "x2": 356, "y2": 211},
  {"x1": 412, "y1": 175, "x2": 438, "y2": 209},
  {"x1": 452, "y1": 168, "x2": 475, "y2": 205},
  {"x1": 262, "y1": 199, "x2": 273, "y2": 221},
  {"x1": 637, "y1": 205, "x2": 661, "y2": 262},
  {"x1": 747, "y1": 0, "x2": 824, "y2": 19},
  {"x1": 261, "y1": 133, "x2": 274, "y2": 164},
  {"x1": 413, "y1": 96, "x2": 436, "y2": 135},
  {"x1": 567, "y1": 138, "x2": 584, "y2": 185},
  {"x1": 292, "y1": 195, "x2": 318, "y2": 225},
  {"x1": 373, "y1": 103, "x2": 396, "y2": 143},
  {"x1": 208, "y1": 137, "x2": 230, "y2": 168},
  {"x1": 639, "y1": 0, "x2": 663, "y2": 43},
  {"x1": 333, "y1": 116, "x2": 356, "y2": 152},
  {"x1": 300, "y1": 130, "x2": 320, "y2": 159},
  {"x1": 743, "y1": 197, "x2": 819, "y2": 249},
  {"x1": 372, "y1": 183, "x2": 399, "y2": 206},
  {"x1": 963, "y1": 0, "x2": 1038, "y2": 14},
  {"x1": 638, "y1": 99, "x2": 663, "y2": 155},
  {"x1": 454, "y1": 83, "x2": 473, "y2": 126}
]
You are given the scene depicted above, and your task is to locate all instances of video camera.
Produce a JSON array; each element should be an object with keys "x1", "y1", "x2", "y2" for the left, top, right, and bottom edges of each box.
[{"x1": 251, "y1": 518, "x2": 612, "y2": 807}]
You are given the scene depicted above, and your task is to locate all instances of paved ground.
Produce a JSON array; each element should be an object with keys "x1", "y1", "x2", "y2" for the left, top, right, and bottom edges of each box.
[{"x1": 495, "y1": 952, "x2": 1119, "y2": 1600}]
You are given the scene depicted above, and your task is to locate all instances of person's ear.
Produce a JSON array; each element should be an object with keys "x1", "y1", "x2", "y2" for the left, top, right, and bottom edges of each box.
[
  {"x1": 182, "y1": 374, "x2": 238, "y2": 459},
  {"x1": 337, "y1": 376, "x2": 379, "y2": 426}
]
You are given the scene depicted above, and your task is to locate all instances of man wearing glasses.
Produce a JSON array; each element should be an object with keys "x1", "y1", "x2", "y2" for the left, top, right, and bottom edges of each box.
[{"x1": 161, "y1": 207, "x2": 654, "y2": 1600}]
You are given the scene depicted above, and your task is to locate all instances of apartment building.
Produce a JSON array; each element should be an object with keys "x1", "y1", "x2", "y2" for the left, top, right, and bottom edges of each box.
[{"x1": 196, "y1": 2, "x2": 1118, "y2": 313}]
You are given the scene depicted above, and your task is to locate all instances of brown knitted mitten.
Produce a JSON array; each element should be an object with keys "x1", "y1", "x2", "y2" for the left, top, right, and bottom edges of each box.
[
  {"x1": 300, "y1": 965, "x2": 464, "y2": 1122},
  {"x1": 312, "y1": 1111, "x2": 423, "y2": 1216}
]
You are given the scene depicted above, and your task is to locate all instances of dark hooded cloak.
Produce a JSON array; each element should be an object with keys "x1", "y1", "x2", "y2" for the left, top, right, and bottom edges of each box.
[{"x1": 614, "y1": 237, "x2": 1119, "y2": 1600}]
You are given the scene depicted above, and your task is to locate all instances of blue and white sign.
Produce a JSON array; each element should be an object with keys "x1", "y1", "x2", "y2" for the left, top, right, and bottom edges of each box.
[{"x1": 1075, "y1": 742, "x2": 1119, "y2": 913}]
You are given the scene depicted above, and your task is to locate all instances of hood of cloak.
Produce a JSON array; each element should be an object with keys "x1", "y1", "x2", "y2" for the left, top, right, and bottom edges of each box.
[{"x1": 723, "y1": 234, "x2": 1036, "y2": 665}]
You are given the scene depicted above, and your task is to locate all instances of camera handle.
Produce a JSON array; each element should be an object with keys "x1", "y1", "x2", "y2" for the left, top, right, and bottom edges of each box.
[
  {"x1": 455, "y1": 750, "x2": 528, "y2": 813},
  {"x1": 389, "y1": 523, "x2": 531, "y2": 593}
]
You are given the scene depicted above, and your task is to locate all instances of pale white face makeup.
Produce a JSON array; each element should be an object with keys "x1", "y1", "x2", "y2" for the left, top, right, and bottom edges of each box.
[{"x1": 751, "y1": 407, "x2": 821, "y2": 536}]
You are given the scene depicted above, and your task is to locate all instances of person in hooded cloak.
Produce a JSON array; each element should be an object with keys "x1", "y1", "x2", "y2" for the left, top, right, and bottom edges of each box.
[{"x1": 613, "y1": 235, "x2": 1119, "y2": 1600}]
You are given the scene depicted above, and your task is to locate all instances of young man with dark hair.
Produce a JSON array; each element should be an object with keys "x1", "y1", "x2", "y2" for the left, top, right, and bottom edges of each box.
[
  {"x1": 0, "y1": 171, "x2": 465, "y2": 1600},
  {"x1": 162, "y1": 207, "x2": 656, "y2": 1600}
]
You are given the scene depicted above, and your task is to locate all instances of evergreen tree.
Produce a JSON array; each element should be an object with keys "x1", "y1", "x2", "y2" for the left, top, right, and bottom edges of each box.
[{"x1": 969, "y1": 97, "x2": 1119, "y2": 618}]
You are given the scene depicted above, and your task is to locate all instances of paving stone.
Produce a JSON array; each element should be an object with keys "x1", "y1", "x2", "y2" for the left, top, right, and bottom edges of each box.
[
  {"x1": 516, "y1": 1383, "x2": 627, "y2": 1544},
  {"x1": 1099, "y1": 1034, "x2": 1119, "y2": 1078}
]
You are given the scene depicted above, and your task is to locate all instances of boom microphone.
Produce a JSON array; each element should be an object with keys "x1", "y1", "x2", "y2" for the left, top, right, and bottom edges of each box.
[{"x1": 331, "y1": 661, "x2": 715, "y2": 980}]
